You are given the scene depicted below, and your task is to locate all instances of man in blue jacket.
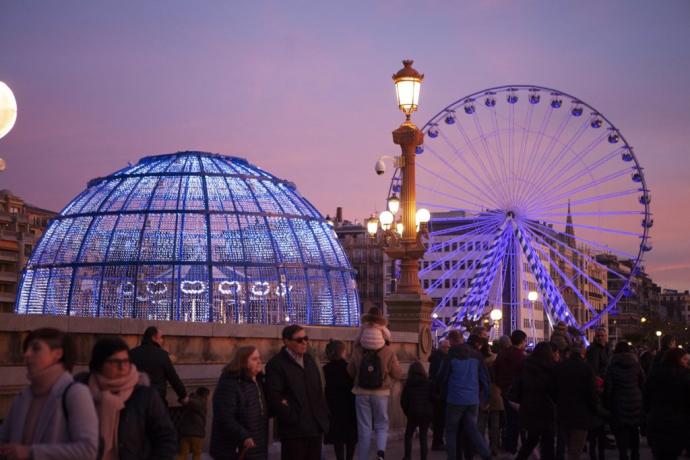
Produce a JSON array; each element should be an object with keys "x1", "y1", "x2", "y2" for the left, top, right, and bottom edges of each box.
[{"x1": 439, "y1": 333, "x2": 491, "y2": 460}]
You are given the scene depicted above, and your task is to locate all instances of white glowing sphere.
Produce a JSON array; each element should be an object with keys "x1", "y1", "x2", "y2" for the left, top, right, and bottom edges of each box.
[
  {"x1": 0, "y1": 82, "x2": 17, "y2": 140},
  {"x1": 490, "y1": 308, "x2": 503, "y2": 322},
  {"x1": 527, "y1": 291, "x2": 539, "y2": 302}
]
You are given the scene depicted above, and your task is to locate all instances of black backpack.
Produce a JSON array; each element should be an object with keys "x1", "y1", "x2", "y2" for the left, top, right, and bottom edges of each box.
[{"x1": 358, "y1": 348, "x2": 384, "y2": 389}]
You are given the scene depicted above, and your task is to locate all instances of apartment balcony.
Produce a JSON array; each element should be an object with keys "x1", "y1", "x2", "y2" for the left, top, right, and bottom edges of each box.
[
  {"x1": 0, "y1": 250, "x2": 18, "y2": 262},
  {"x1": 0, "y1": 272, "x2": 17, "y2": 282}
]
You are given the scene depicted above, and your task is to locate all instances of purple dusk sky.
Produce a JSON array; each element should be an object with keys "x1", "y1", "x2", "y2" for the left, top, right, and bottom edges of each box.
[{"x1": 1, "y1": 1, "x2": 689, "y2": 289}]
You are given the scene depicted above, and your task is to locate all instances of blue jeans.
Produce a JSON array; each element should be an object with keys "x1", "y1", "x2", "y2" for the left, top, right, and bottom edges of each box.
[
  {"x1": 445, "y1": 403, "x2": 490, "y2": 460},
  {"x1": 355, "y1": 394, "x2": 389, "y2": 460}
]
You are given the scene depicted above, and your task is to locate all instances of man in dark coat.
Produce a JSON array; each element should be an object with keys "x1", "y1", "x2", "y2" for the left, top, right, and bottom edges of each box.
[
  {"x1": 494, "y1": 329, "x2": 527, "y2": 454},
  {"x1": 429, "y1": 339, "x2": 450, "y2": 450},
  {"x1": 130, "y1": 326, "x2": 188, "y2": 405},
  {"x1": 586, "y1": 327, "x2": 612, "y2": 379},
  {"x1": 604, "y1": 342, "x2": 644, "y2": 460},
  {"x1": 265, "y1": 325, "x2": 329, "y2": 460},
  {"x1": 555, "y1": 344, "x2": 597, "y2": 460}
]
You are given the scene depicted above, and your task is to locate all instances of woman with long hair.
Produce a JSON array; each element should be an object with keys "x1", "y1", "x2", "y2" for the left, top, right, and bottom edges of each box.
[
  {"x1": 76, "y1": 336, "x2": 178, "y2": 460},
  {"x1": 210, "y1": 346, "x2": 268, "y2": 460},
  {"x1": 0, "y1": 328, "x2": 99, "y2": 460}
]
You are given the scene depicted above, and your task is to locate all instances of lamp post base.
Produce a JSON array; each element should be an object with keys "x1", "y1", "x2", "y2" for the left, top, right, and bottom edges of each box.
[{"x1": 385, "y1": 291, "x2": 434, "y2": 360}]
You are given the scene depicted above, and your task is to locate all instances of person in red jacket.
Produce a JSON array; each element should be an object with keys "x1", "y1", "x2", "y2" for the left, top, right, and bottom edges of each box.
[{"x1": 493, "y1": 330, "x2": 527, "y2": 454}]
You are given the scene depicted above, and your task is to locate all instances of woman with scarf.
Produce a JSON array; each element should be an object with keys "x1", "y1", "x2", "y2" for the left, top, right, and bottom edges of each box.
[
  {"x1": 0, "y1": 328, "x2": 99, "y2": 460},
  {"x1": 76, "y1": 336, "x2": 178, "y2": 460}
]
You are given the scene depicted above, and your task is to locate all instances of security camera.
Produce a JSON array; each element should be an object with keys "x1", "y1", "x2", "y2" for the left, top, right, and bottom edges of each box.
[{"x1": 375, "y1": 159, "x2": 386, "y2": 175}]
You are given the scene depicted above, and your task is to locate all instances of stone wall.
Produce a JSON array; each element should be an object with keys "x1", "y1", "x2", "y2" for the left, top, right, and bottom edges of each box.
[{"x1": 0, "y1": 313, "x2": 421, "y2": 434}]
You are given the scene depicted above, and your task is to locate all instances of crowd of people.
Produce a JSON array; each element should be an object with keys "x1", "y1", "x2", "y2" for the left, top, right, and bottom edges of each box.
[
  {"x1": 427, "y1": 324, "x2": 690, "y2": 460},
  {"x1": 1, "y1": 313, "x2": 689, "y2": 460}
]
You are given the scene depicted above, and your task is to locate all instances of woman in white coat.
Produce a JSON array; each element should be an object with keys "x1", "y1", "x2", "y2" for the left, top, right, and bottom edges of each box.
[{"x1": 0, "y1": 328, "x2": 99, "y2": 460}]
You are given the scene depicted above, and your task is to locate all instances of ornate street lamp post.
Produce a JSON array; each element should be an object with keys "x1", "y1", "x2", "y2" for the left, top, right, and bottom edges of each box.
[{"x1": 368, "y1": 60, "x2": 434, "y2": 358}]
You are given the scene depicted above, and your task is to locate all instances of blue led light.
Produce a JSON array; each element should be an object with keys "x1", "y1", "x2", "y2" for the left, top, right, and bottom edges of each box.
[{"x1": 16, "y1": 151, "x2": 360, "y2": 326}]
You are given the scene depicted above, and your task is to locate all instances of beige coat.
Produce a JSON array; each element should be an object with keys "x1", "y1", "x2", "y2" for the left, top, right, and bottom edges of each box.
[{"x1": 347, "y1": 345, "x2": 403, "y2": 396}]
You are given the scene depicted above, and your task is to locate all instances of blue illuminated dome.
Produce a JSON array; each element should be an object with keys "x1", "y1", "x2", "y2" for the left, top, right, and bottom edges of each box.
[{"x1": 16, "y1": 151, "x2": 360, "y2": 326}]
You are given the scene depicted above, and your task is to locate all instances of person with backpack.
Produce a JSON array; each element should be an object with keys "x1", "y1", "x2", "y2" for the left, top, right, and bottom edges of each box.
[
  {"x1": 176, "y1": 386, "x2": 210, "y2": 460},
  {"x1": 400, "y1": 361, "x2": 433, "y2": 460},
  {"x1": 76, "y1": 336, "x2": 178, "y2": 460},
  {"x1": 348, "y1": 314, "x2": 403, "y2": 460},
  {"x1": 0, "y1": 328, "x2": 99, "y2": 460}
]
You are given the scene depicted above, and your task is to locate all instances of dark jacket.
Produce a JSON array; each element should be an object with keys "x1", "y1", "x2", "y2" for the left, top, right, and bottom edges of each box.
[
  {"x1": 75, "y1": 372, "x2": 178, "y2": 460},
  {"x1": 439, "y1": 344, "x2": 489, "y2": 406},
  {"x1": 643, "y1": 364, "x2": 690, "y2": 447},
  {"x1": 586, "y1": 341, "x2": 612, "y2": 378},
  {"x1": 510, "y1": 355, "x2": 556, "y2": 431},
  {"x1": 265, "y1": 348, "x2": 329, "y2": 439},
  {"x1": 130, "y1": 341, "x2": 187, "y2": 403},
  {"x1": 494, "y1": 345, "x2": 525, "y2": 392},
  {"x1": 178, "y1": 393, "x2": 208, "y2": 438},
  {"x1": 428, "y1": 349, "x2": 447, "y2": 382},
  {"x1": 210, "y1": 371, "x2": 268, "y2": 460},
  {"x1": 323, "y1": 359, "x2": 357, "y2": 444},
  {"x1": 401, "y1": 368, "x2": 434, "y2": 421},
  {"x1": 555, "y1": 354, "x2": 597, "y2": 430},
  {"x1": 604, "y1": 352, "x2": 644, "y2": 427}
]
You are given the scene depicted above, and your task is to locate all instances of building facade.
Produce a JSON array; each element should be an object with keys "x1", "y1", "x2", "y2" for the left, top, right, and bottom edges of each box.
[
  {"x1": 0, "y1": 190, "x2": 56, "y2": 312},
  {"x1": 660, "y1": 289, "x2": 690, "y2": 324},
  {"x1": 332, "y1": 208, "x2": 387, "y2": 314}
]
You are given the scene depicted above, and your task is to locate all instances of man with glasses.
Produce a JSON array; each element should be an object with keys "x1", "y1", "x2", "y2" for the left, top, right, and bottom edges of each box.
[{"x1": 265, "y1": 324, "x2": 329, "y2": 460}]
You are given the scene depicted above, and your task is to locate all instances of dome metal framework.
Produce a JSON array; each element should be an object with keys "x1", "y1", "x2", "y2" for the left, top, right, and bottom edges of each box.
[{"x1": 16, "y1": 151, "x2": 360, "y2": 326}]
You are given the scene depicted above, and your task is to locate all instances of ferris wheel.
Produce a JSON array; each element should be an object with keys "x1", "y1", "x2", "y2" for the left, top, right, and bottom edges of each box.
[{"x1": 388, "y1": 85, "x2": 651, "y2": 338}]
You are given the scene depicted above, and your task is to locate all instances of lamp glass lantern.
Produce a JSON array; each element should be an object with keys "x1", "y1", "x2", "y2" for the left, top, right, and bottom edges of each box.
[
  {"x1": 490, "y1": 308, "x2": 503, "y2": 322},
  {"x1": 387, "y1": 195, "x2": 400, "y2": 215},
  {"x1": 396, "y1": 222, "x2": 404, "y2": 236},
  {"x1": 527, "y1": 291, "x2": 539, "y2": 302},
  {"x1": 393, "y1": 60, "x2": 424, "y2": 118},
  {"x1": 379, "y1": 210, "x2": 394, "y2": 231},
  {"x1": 366, "y1": 215, "x2": 379, "y2": 236}
]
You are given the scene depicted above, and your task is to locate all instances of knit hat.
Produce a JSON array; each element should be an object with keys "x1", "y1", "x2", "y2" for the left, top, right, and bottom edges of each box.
[{"x1": 361, "y1": 306, "x2": 387, "y2": 326}]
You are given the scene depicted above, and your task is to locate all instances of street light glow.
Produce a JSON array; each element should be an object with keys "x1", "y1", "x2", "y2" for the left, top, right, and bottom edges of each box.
[
  {"x1": 528, "y1": 291, "x2": 538, "y2": 302},
  {"x1": 393, "y1": 60, "x2": 423, "y2": 118},
  {"x1": 656, "y1": 330, "x2": 662, "y2": 337},
  {"x1": 490, "y1": 308, "x2": 503, "y2": 322},
  {"x1": 387, "y1": 195, "x2": 400, "y2": 215},
  {"x1": 416, "y1": 208, "x2": 431, "y2": 225},
  {"x1": 379, "y1": 210, "x2": 394, "y2": 230},
  {"x1": 366, "y1": 215, "x2": 379, "y2": 236}
]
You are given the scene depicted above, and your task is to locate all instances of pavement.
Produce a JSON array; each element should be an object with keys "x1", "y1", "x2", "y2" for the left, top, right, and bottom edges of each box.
[{"x1": 198, "y1": 430, "x2": 658, "y2": 460}]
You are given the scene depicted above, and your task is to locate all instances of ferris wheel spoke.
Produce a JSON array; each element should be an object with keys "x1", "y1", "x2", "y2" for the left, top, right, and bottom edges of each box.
[
  {"x1": 435, "y1": 131, "x2": 505, "y2": 206},
  {"x1": 528, "y1": 241, "x2": 599, "y2": 316},
  {"x1": 533, "y1": 218, "x2": 641, "y2": 238},
  {"x1": 534, "y1": 148, "x2": 623, "y2": 202},
  {"x1": 523, "y1": 220, "x2": 632, "y2": 279},
  {"x1": 418, "y1": 162, "x2": 498, "y2": 208},
  {"x1": 538, "y1": 188, "x2": 640, "y2": 212},
  {"x1": 523, "y1": 224, "x2": 614, "y2": 304},
  {"x1": 455, "y1": 218, "x2": 512, "y2": 321},
  {"x1": 513, "y1": 102, "x2": 537, "y2": 208},
  {"x1": 526, "y1": 119, "x2": 591, "y2": 201},
  {"x1": 452, "y1": 122, "x2": 512, "y2": 206},
  {"x1": 425, "y1": 141, "x2": 504, "y2": 206},
  {"x1": 534, "y1": 132, "x2": 609, "y2": 200},
  {"x1": 528, "y1": 167, "x2": 636, "y2": 212},
  {"x1": 538, "y1": 210, "x2": 645, "y2": 218},
  {"x1": 513, "y1": 224, "x2": 578, "y2": 329},
  {"x1": 417, "y1": 183, "x2": 489, "y2": 212},
  {"x1": 473, "y1": 116, "x2": 515, "y2": 206},
  {"x1": 428, "y1": 216, "x2": 501, "y2": 239},
  {"x1": 518, "y1": 110, "x2": 576, "y2": 206},
  {"x1": 514, "y1": 106, "x2": 555, "y2": 206}
]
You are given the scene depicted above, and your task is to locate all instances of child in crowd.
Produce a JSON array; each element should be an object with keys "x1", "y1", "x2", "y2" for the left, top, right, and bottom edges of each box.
[
  {"x1": 400, "y1": 361, "x2": 434, "y2": 460},
  {"x1": 176, "y1": 386, "x2": 210, "y2": 460},
  {"x1": 356, "y1": 306, "x2": 391, "y2": 350}
]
